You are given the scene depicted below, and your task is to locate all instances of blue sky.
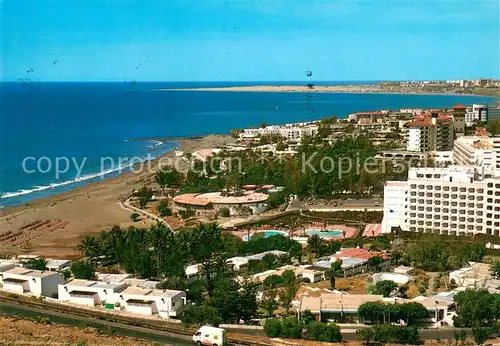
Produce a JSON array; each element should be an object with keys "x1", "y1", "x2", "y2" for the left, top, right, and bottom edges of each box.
[{"x1": 2, "y1": 0, "x2": 499, "y2": 82}]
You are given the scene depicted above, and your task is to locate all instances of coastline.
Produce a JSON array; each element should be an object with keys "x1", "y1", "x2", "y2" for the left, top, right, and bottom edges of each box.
[
  {"x1": 0, "y1": 134, "x2": 235, "y2": 259},
  {"x1": 158, "y1": 85, "x2": 500, "y2": 97}
]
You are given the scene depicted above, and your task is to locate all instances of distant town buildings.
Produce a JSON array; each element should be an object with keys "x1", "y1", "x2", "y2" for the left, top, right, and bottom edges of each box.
[{"x1": 238, "y1": 121, "x2": 318, "y2": 143}]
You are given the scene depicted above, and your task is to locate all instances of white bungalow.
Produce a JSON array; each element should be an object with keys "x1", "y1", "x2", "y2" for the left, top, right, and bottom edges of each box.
[
  {"x1": 46, "y1": 259, "x2": 72, "y2": 272},
  {"x1": 0, "y1": 267, "x2": 62, "y2": 297},
  {"x1": 117, "y1": 286, "x2": 186, "y2": 317},
  {"x1": 58, "y1": 279, "x2": 128, "y2": 307},
  {"x1": 227, "y1": 257, "x2": 249, "y2": 271}
]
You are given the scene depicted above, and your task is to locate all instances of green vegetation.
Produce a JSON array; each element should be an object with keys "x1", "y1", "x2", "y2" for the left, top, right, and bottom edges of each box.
[
  {"x1": 70, "y1": 260, "x2": 96, "y2": 280},
  {"x1": 130, "y1": 212, "x2": 140, "y2": 222},
  {"x1": 77, "y1": 222, "x2": 307, "y2": 325},
  {"x1": 24, "y1": 258, "x2": 48, "y2": 271},
  {"x1": 325, "y1": 260, "x2": 342, "y2": 289},
  {"x1": 264, "y1": 318, "x2": 342, "y2": 342},
  {"x1": 155, "y1": 166, "x2": 183, "y2": 188},
  {"x1": 358, "y1": 301, "x2": 428, "y2": 325},
  {"x1": 491, "y1": 261, "x2": 500, "y2": 279},
  {"x1": 306, "y1": 321, "x2": 342, "y2": 342},
  {"x1": 136, "y1": 186, "x2": 153, "y2": 209},
  {"x1": 357, "y1": 325, "x2": 420, "y2": 345},
  {"x1": 370, "y1": 280, "x2": 397, "y2": 297},
  {"x1": 156, "y1": 200, "x2": 172, "y2": 217},
  {"x1": 453, "y1": 290, "x2": 500, "y2": 327},
  {"x1": 395, "y1": 237, "x2": 485, "y2": 271},
  {"x1": 218, "y1": 207, "x2": 230, "y2": 217}
]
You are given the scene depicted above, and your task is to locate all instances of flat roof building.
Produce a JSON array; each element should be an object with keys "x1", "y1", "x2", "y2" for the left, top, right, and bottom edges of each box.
[
  {"x1": 1, "y1": 267, "x2": 63, "y2": 297},
  {"x1": 117, "y1": 286, "x2": 186, "y2": 317}
]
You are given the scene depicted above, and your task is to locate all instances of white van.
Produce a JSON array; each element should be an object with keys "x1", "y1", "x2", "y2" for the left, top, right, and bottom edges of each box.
[{"x1": 192, "y1": 326, "x2": 226, "y2": 346}]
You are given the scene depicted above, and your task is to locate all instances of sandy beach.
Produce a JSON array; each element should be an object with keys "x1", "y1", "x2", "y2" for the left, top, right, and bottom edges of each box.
[{"x1": 0, "y1": 135, "x2": 235, "y2": 259}]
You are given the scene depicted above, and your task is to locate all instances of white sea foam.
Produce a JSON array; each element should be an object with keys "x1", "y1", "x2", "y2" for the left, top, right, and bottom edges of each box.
[{"x1": 0, "y1": 163, "x2": 133, "y2": 199}]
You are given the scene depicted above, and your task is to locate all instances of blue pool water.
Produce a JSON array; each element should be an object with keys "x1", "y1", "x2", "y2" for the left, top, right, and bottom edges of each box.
[{"x1": 305, "y1": 229, "x2": 343, "y2": 237}]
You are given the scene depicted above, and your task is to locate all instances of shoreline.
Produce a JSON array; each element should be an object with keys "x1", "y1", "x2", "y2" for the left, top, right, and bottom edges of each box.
[
  {"x1": 0, "y1": 134, "x2": 235, "y2": 259},
  {"x1": 157, "y1": 85, "x2": 500, "y2": 98}
]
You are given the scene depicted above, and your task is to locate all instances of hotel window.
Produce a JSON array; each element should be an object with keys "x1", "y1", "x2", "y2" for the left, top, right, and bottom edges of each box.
[
  {"x1": 468, "y1": 188, "x2": 475, "y2": 193},
  {"x1": 477, "y1": 211, "x2": 483, "y2": 216},
  {"x1": 487, "y1": 221, "x2": 492, "y2": 226},
  {"x1": 459, "y1": 195, "x2": 466, "y2": 200},
  {"x1": 488, "y1": 183, "x2": 493, "y2": 188},
  {"x1": 443, "y1": 194, "x2": 450, "y2": 198},
  {"x1": 443, "y1": 215, "x2": 449, "y2": 220},
  {"x1": 434, "y1": 207, "x2": 441, "y2": 212},
  {"x1": 443, "y1": 223, "x2": 449, "y2": 227},
  {"x1": 459, "y1": 202, "x2": 466, "y2": 207},
  {"x1": 477, "y1": 196, "x2": 483, "y2": 201},
  {"x1": 435, "y1": 186, "x2": 441, "y2": 191},
  {"x1": 426, "y1": 207, "x2": 432, "y2": 212},
  {"x1": 478, "y1": 189, "x2": 484, "y2": 193},
  {"x1": 418, "y1": 199, "x2": 424, "y2": 204},
  {"x1": 435, "y1": 200, "x2": 441, "y2": 205},
  {"x1": 426, "y1": 185, "x2": 433, "y2": 190},
  {"x1": 477, "y1": 203, "x2": 483, "y2": 208},
  {"x1": 418, "y1": 192, "x2": 424, "y2": 197},
  {"x1": 488, "y1": 191, "x2": 493, "y2": 195},
  {"x1": 460, "y1": 187, "x2": 466, "y2": 192},
  {"x1": 488, "y1": 198, "x2": 493, "y2": 203},
  {"x1": 410, "y1": 184, "x2": 416, "y2": 189},
  {"x1": 487, "y1": 213, "x2": 493, "y2": 218},
  {"x1": 452, "y1": 187, "x2": 458, "y2": 192},
  {"x1": 468, "y1": 210, "x2": 474, "y2": 216},
  {"x1": 443, "y1": 208, "x2": 449, "y2": 213},
  {"x1": 451, "y1": 223, "x2": 457, "y2": 228},
  {"x1": 443, "y1": 186, "x2": 449, "y2": 191},
  {"x1": 496, "y1": 184, "x2": 500, "y2": 188},
  {"x1": 452, "y1": 194, "x2": 458, "y2": 199},
  {"x1": 435, "y1": 193, "x2": 441, "y2": 198},
  {"x1": 459, "y1": 210, "x2": 466, "y2": 215},
  {"x1": 451, "y1": 202, "x2": 457, "y2": 207},
  {"x1": 418, "y1": 185, "x2": 425, "y2": 189},
  {"x1": 410, "y1": 220, "x2": 416, "y2": 225},
  {"x1": 459, "y1": 217, "x2": 466, "y2": 222}
]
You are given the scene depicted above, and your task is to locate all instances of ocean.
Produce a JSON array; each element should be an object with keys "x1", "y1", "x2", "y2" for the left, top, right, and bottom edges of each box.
[{"x1": 0, "y1": 82, "x2": 497, "y2": 208}]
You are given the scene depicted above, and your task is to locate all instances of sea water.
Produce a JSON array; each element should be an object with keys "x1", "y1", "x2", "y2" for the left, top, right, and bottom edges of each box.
[{"x1": 0, "y1": 82, "x2": 496, "y2": 207}]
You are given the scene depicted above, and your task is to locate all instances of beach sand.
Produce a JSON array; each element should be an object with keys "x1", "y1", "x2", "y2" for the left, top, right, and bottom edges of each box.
[{"x1": 0, "y1": 135, "x2": 235, "y2": 259}]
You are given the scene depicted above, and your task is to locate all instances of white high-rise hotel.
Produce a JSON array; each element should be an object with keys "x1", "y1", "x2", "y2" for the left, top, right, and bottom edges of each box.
[{"x1": 382, "y1": 136, "x2": 500, "y2": 237}]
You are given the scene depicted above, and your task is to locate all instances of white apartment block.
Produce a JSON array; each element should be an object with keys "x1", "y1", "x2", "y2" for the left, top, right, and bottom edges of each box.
[
  {"x1": 453, "y1": 136, "x2": 500, "y2": 177},
  {"x1": 465, "y1": 104, "x2": 488, "y2": 125},
  {"x1": 239, "y1": 123, "x2": 318, "y2": 143},
  {"x1": 382, "y1": 166, "x2": 500, "y2": 237},
  {"x1": 406, "y1": 115, "x2": 453, "y2": 152}
]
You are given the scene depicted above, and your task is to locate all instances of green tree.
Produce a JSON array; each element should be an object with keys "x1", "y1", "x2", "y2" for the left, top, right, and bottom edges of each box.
[
  {"x1": 180, "y1": 304, "x2": 222, "y2": 327},
  {"x1": 219, "y1": 207, "x2": 230, "y2": 217},
  {"x1": 279, "y1": 285, "x2": 298, "y2": 314},
  {"x1": 70, "y1": 260, "x2": 96, "y2": 280},
  {"x1": 264, "y1": 318, "x2": 282, "y2": 337},
  {"x1": 156, "y1": 201, "x2": 172, "y2": 217},
  {"x1": 280, "y1": 317, "x2": 303, "y2": 339},
  {"x1": 137, "y1": 186, "x2": 153, "y2": 209},
  {"x1": 325, "y1": 260, "x2": 342, "y2": 289},
  {"x1": 490, "y1": 261, "x2": 500, "y2": 279},
  {"x1": 357, "y1": 327, "x2": 374, "y2": 345},
  {"x1": 373, "y1": 280, "x2": 397, "y2": 297},
  {"x1": 307, "y1": 234, "x2": 324, "y2": 254},
  {"x1": 454, "y1": 290, "x2": 499, "y2": 327},
  {"x1": 306, "y1": 321, "x2": 342, "y2": 342},
  {"x1": 77, "y1": 235, "x2": 101, "y2": 259},
  {"x1": 301, "y1": 309, "x2": 315, "y2": 325},
  {"x1": 260, "y1": 290, "x2": 279, "y2": 316},
  {"x1": 24, "y1": 258, "x2": 48, "y2": 270},
  {"x1": 155, "y1": 166, "x2": 183, "y2": 188},
  {"x1": 130, "y1": 212, "x2": 140, "y2": 222}
]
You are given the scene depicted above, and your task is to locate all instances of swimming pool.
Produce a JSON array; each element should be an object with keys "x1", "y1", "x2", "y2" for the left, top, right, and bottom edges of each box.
[
  {"x1": 242, "y1": 230, "x2": 288, "y2": 241},
  {"x1": 305, "y1": 228, "x2": 343, "y2": 237}
]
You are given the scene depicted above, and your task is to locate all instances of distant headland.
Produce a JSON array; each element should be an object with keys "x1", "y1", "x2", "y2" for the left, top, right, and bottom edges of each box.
[{"x1": 160, "y1": 79, "x2": 500, "y2": 98}]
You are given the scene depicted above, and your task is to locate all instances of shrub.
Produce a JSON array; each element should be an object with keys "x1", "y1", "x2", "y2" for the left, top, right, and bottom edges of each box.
[
  {"x1": 219, "y1": 207, "x2": 230, "y2": 217},
  {"x1": 306, "y1": 321, "x2": 341, "y2": 342},
  {"x1": 130, "y1": 212, "x2": 140, "y2": 222},
  {"x1": 157, "y1": 201, "x2": 172, "y2": 217},
  {"x1": 264, "y1": 318, "x2": 282, "y2": 338},
  {"x1": 280, "y1": 317, "x2": 303, "y2": 339}
]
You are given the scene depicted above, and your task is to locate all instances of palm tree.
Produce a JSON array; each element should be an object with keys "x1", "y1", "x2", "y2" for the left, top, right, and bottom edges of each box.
[
  {"x1": 325, "y1": 260, "x2": 342, "y2": 289},
  {"x1": 201, "y1": 260, "x2": 216, "y2": 295},
  {"x1": 213, "y1": 255, "x2": 233, "y2": 277},
  {"x1": 491, "y1": 261, "x2": 500, "y2": 279},
  {"x1": 77, "y1": 235, "x2": 100, "y2": 259},
  {"x1": 307, "y1": 234, "x2": 324, "y2": 254}
]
